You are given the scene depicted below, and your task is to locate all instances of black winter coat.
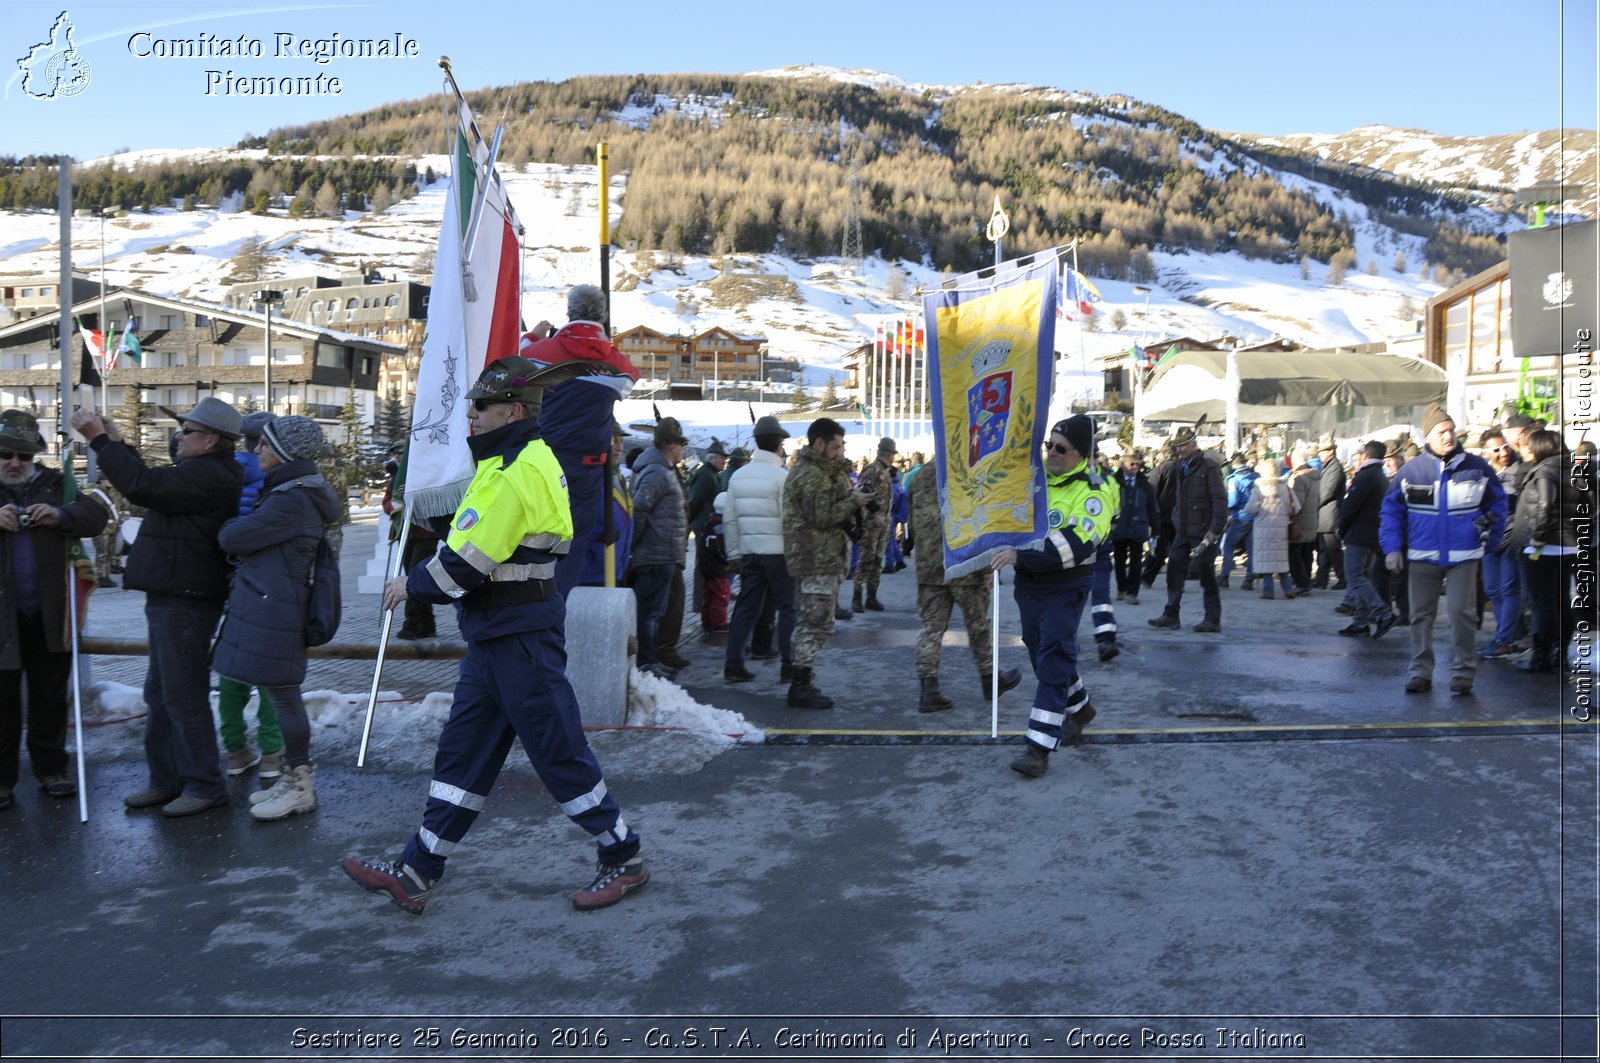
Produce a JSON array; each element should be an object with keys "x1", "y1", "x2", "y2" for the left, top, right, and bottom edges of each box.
[
  {"x1": 1170, "y1": 452, "x2": 1227, "y2": 540},
  {"x1": 211, "y1": 460, "x2": 340, "y2": 687},
  {"x1": 1511, "y1": 454, "x2": 1582, "y2": 552},
  {"x1": 1337, "y1": 461, "x2": 1387, "y2": 550},
  {"x1": 92, "y1": 438, "x2": 243, "y2": 601},
  {"x1": 1111, "y1": 470, "x2": 1159, "y2": 542},
  {"x1": 1317, "y1": 457, "x2": 1346, "y2": 534}
]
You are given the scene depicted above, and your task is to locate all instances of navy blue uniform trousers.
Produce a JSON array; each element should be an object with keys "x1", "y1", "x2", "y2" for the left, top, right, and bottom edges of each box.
[
  {"x1": 1088, "y1": 548, "x2": 1117, "y2": 646},
  {"x1": 1014, "y1": 578, "x2": 1091, "y2": 752},
  {"x1": 400, "y1": 625, "x2": 638, "y2": 881}
]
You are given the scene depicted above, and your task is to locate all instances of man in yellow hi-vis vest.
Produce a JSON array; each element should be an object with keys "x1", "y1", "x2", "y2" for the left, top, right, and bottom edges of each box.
[
  {"x1": 344, "y1": 356, "x2": 646, "y2": 913},
  {"x1": 991, "y1": 415, "x2": 1116, "y2": 779}
]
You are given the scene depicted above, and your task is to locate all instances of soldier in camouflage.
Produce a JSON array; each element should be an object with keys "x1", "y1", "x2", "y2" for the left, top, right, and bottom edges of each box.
[
  {"x1": 782, "y1": 418, "x2": 872, "y2": 710},
  {"x1": 905, "y1": 459, "x2": 1022, "y2": 712},
  {"x1": 851, "y1": 436, "x2": 897, "y2": 612}
]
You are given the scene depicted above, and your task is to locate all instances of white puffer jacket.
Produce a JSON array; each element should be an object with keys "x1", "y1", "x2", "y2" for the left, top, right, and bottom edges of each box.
[{"x1": 717, "y1": 449, "x2": 787, "y2": 557}]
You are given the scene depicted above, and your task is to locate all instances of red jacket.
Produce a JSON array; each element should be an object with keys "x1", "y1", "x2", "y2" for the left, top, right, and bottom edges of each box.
[{"x1": 510, "y1": 322, "x2": 638, "y2": 458}]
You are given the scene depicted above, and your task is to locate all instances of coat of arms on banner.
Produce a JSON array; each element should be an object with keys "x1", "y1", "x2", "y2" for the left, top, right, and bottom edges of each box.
[
  {"x1": 967, "y1": 367, "x2": 1014, "y2": 467},
  {"x1": 1543, "y1": 272, "x2": 1574, "y2": 308}
]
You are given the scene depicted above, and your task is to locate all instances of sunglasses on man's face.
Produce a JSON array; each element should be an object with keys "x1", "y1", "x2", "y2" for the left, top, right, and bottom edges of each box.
[
  {"x1": 1046, "y1": 442, "x2": 1072, "y2": 456},
  {"x1": 472, "y1": 398, "x2": 511, "y2": 412},
  {"x1": 178, "y1": 426, "x2": 212, "y2": 436},
  {"x1": 0, "y1": 450, "x2": 26, "y2": 461}
]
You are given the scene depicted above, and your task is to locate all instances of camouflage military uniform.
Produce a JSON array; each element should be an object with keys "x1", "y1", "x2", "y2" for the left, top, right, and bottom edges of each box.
[
  {"x1": 782, "y1": 448, "x2": 858, "y2": 670},
  {"x1": 853, "y1": 455, "x2": 894, "y2": 600},
  {"x1": 907, "y1": 464, "x2": 994, "y2": 677},
  {"x1": 87, "y1": 485, "x2": 122, "y2": 586}
]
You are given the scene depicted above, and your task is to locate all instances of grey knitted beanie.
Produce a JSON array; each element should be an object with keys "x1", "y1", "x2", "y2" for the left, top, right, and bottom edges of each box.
[{"x1": 261, "y1": 415, "x2": 325, "y2": 462}]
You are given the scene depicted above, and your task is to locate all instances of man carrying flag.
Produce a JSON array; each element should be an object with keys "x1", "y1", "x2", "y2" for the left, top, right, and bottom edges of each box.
[
  {"x1": 0, "y1": 410, "x2": 109, "y2": 809},
  {"x1": 346, "y1": 357, "x2": 648, "y2": 913},
  {"x1": 989, "y1": 415, "x2": 1114, "y2": 779}
]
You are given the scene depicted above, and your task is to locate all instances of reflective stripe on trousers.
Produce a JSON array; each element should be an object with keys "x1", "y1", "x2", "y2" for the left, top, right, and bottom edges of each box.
[{"x1": 399, "y1": 625, "x2": 638, "y2": 880}]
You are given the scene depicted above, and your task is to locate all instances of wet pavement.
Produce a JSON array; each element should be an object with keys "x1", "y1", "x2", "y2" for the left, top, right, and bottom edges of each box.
[{"x1": 3, "y1": 516, "x2": 1597, "y2": 1061}]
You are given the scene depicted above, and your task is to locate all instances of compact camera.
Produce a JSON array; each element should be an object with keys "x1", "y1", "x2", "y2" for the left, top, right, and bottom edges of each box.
[{"x1": 17, "y1": 511, "x2": 34, "y2": 529}]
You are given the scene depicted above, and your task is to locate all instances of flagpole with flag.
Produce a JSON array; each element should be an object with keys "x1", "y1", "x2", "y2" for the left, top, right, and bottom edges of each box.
[
  {"x1": 58, "y1": 159, "x2": 94, "y2": 820},
  {"x1": 923, "y1": 246, "x2": 1063, "y2": 737},
  {"x1": 359, "y1": 57, "x2": 525, "y2": 765}
]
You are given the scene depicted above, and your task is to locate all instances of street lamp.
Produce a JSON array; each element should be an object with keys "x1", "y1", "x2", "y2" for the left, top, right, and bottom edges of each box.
[{"x1": 257, "y1": 288, "x2": 283, "y2": 413}]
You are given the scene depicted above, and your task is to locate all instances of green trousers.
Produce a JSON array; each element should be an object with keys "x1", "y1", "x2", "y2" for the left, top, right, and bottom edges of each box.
[{"x1": 216, "y1": 676, "x2": 283, "y2": 754}]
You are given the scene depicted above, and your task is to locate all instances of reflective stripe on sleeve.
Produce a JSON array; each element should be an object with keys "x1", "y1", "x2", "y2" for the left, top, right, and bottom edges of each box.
[
  {"x1": 1047, "y1": 530, "x2": 1075, "y2": 568},
  {"x1": 456, "y1": 539, "x2": 499, "y2": 576},
  {"x1": 424, "y1": 555, "x2": 470, "y2": 599}
]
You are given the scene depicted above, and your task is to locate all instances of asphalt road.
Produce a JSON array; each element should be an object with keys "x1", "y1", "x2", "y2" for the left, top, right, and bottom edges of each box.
[{"x1": 3, "y1": 519, "x2": 1597, "y2": 1062}]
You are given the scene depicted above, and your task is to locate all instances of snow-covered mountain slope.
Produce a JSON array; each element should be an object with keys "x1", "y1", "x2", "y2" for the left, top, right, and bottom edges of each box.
[
  {"x1": 0, "y1": 145, "x2": 1449, "y2": 405},
  {"x1": 1229, "y1": 125, "x2": 1597, "y2": 215}
]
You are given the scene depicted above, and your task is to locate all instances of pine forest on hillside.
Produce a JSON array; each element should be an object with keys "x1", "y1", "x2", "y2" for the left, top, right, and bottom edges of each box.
[{"x1": 0, "y1": 73, "x2": 1533, "y2": 278}]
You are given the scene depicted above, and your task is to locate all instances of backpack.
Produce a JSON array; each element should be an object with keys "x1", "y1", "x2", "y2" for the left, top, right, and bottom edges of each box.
[
  {"x1": 271, "y1": 477, "x2": 342, "y2": 646},
  {"x1": 305, "y1": 536, "x2": 341, "y2": 646}
]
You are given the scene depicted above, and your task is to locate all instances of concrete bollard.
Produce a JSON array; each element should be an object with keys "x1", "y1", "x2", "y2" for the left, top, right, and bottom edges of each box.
[{"x1": 565, "y1": 586, "x2": 636, "y2": 727}]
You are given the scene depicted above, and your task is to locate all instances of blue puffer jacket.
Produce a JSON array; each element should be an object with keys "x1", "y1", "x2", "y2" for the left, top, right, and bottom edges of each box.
[
  {"x1": 1226, "y1": 466, "x2": 1260, "y2": 522},
  {"x1": 235, "y1": 449, "x2": 266, "y2": 517},
  {"x1": 1379, "y1": 445, "x2": 1507, "y2": 568}
]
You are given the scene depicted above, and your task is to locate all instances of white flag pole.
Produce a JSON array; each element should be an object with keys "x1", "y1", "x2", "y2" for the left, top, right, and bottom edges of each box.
[
  {"x1": 58, "y1": 158, "x2": 91, "y2": 822},
  {"x1": 357, "y1": 506, "x2": 412, "y2": 767},
  {"x1": 991, "y1": 569, "x2": 1001, "y2": 739}
]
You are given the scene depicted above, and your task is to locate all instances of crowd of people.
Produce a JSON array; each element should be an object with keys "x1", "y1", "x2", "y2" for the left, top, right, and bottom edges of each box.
[
  {"x1": 2, "y1": 286, "x2": 1589, "y2": 909},
  {"x1": 1110, "y1": 403, "x2": 1589, "y2": 696}
]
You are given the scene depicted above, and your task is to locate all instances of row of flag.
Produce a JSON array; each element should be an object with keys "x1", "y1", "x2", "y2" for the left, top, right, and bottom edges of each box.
[
  {"x1": 75, "y1": 316, "x2": 142, "y2": 370},
  {"x1": 876, "y1": 317, "x2": 925, "y2": 357}
]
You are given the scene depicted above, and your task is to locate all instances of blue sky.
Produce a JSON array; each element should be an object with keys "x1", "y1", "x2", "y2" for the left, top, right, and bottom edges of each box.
[{"x1": 1, "y1": 0, "x2": 1595, "y2": 159}]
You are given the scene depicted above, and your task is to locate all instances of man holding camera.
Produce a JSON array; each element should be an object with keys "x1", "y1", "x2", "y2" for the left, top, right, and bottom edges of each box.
[
  {"x1": 783, "y1": 418, "x2": 872, "y2": 709},
  {"x1": 0, "y1": 410, "x2": 109, "y2": 809},
  {"x1": 71, "y1": 398, "x2": 244, "y2": 817}
]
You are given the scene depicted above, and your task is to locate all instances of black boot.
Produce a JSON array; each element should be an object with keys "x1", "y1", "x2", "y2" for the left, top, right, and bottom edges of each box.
[
  {"x1": 835, "y1": 604, "x2": 853, "y2": 621},
  {"x1": 852, "y1": 585, "x2": 864, "y2": 614},
  {"x1": 979, "y1": 668, "x2": 1024, "y2": 697},
  {"x1": 918, "y1": 676, "x2": 953, "y2": 713},
  {"x1": 1009, "y1": 745, "x2": 1050, "y2": 778},
  {"x1": 787, "y1": 667, "x2": 834, "y2": 710},
  {"x1": 864, "y1": 592, "x2": 885, "y2": 611}
]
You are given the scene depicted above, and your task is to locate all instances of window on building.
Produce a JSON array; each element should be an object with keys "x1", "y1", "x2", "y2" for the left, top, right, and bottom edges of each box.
[
  {"x1": 310, "y1": 301, "x2": 323, "y2": 314},
  {"x1": 346, "y1": 298, "x2": 360, "y2": 310},
  {"x1": 19, "y1": 288, "x2": 32, "y2": 297},
  {"x1": 194, "y1": 314, "x2": 209, "y2": 326},
  {"x1": 361, "y1": 356, "x2": 373, "y2": 375},
  {"x1": 385, "y1": 295, "x2": 399, "y2": 307},
  {"x1": 160, "y1": 314, "x2": 177, "y2": 330},
  {"x1": 38, "y1": 286, "x2": 50, "y2": 297},
  {"x1": 317, "y1": 346, "x2": 350, "y2": 370}
]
